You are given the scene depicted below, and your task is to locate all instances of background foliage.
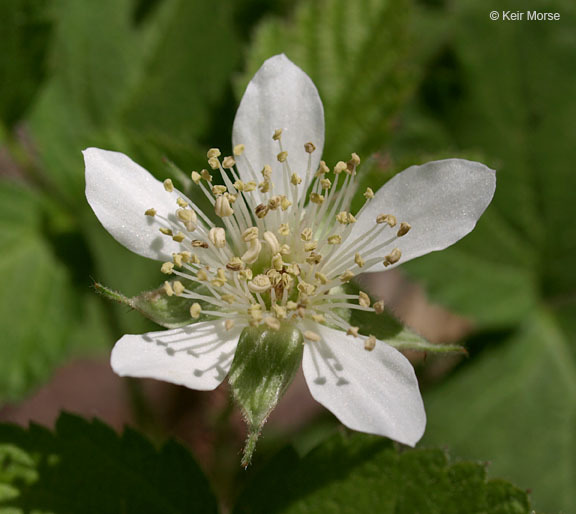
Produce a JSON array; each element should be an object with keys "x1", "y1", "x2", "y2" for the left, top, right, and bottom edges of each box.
[{"x1": 1, "y1": 0, "x2": 574, "y2": 511}]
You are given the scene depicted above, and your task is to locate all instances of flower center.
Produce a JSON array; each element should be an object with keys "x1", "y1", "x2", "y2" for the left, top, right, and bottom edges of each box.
[{"x1": 145, "y1": 130, "x2": 411, "y2": 350}]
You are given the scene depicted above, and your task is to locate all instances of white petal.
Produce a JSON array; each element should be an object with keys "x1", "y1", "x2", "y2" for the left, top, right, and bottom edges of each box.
[
  {"x1": 302, "y1": 323, "x2": 426, "y2": 446},
  {"x1": 84, "y1": 147, "x2": 186, "y2": 261},
  {"x1": 350, "y1": 159, "x2": 496, "y2": 272},
  {"x1": 111, "y1": 320, "x2": 242, "y2": 391},
  {"x1": 232, "y1": 54, "x2": 325, "y2": 199}
]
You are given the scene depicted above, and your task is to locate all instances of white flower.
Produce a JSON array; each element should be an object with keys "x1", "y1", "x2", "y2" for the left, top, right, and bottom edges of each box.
[{"x1": 84, "y1": 54, "x2": 495, "y2": 447}]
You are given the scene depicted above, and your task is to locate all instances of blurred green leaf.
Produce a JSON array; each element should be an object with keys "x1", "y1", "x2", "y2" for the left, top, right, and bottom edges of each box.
[
  {"x1": 0, "y1": 0, "x2": 52, "y2": 128},
  {"x1": 234, "y1": 432, "x2": 533, "y2": 513},
  {"x1": 0, "y1": 413, "x2": 218, "y2": 514},
  {"x1": 239, "y1": 0, "x2": 419, "y2": 166}
]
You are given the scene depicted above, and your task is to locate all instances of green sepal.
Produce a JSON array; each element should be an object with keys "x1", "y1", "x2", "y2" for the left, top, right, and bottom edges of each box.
[
  {"x1": 94, "y1": 280, "x2": 212, "y2": 329},
  {"x1": 345, "y1": 281, "x2": 465, "y2": 354},
  {"x1": 228, "y1": 323, "x2": 304, "y2": 467}
]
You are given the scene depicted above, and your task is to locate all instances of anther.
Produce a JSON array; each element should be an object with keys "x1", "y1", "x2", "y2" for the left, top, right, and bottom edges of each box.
[
  {"x1": 191, "y1": 240, "x2": 209, "y2": 248},
  {"x1": 272, "y1": 129, "x2": 283, "y2": 141},
  {"x1": 196, "y1": 269, "x2": 208, "y2": 281},
  {"x1": 172, "y1": 232, "x2": 186, "y2": 242},
  {"x1": 311, "y1": 314, "x2": 325, "y2": 323},
  {"x1": 225, "y1": 319, "x2": 235, "y2": 331},
  {"x1": 191, "y1": 171, "x2": 201, "y2": 184},
  {"x1": 354, "y1": 253, "x2": 365, "y2": 267},
  {"x1": 310, "y1": 193, "x2": 324, "y2": 204},
  {"x1": 320, "y1": 178, "x2": 331, "y2": 189},
  {"x1": 161, "y1": 262, "x2": 174, "y2": 274},
  {"x1": 316, "y1": 161, "x2": 330, "y2": 176},
  {"x1": 221, "y1": 294, "x2": 235, "y2": 304},
  {"x1": 339, "y1": 270, "x2": 355, "y2": 282},
  {"x1": 163, "y1": 179, "x2": 174, "y2": 192},
  {"x1": 268, "y1": 196, "x2": 281, "y2": 210},
  {"x1": 358, "y1": 291, "x2": 371, "y2": 308},
  {"x1": 301, "y1": 228, "x2": 313, "y2": 241},
  {"x1": 334, "y1": 161, "x2": 347, "y2": 174},
  {"x1": 304, "y1": 142, "x2": 316, "y2": 153},
  {"x1": 209, "y1": 227, "x2": 226, "y2": 248},
  {"x1": 215, "y1": 195, "x2": 234, "y2": 217},
  {"x1": 190, "y1": 303, "x2": 202, "y2": 319},
  {"x1": 376, "y1": 214, "x2": 397, "y2": 227},
  {"x1": 278, "y1": 224, "x2": 290, "y2": 236},
  {"x1": 272, "y1": 253, "x2": 284, "y2": 271},
  {"x1": 208, "y1": 157, "x2": 220, "y2": 170},
  {"x1": 383, "y1": 248, "x2": 402, "y2": 267},
  {"x1": 233, "y1": 144, "x2": 245, "y2": 156},
  {"x1": 207, "y1": 148, "x2": 221, "y2": 159},
  {"x1": 261, "y1": 165, "x2": 272, "y2": 179},
  {"x1": 346, "y1": 326, "x2": 359, "y2": 337},
  {"x1": 159, "y1": 227, "x2": 173, "y2": 236},
  {"x1": 291, "y1": 173, "x2": 302, "y2": 185},
  {"x1": 212, "y1": 185, "x2": 227, "y2": 196},
  {"x1": 364, "y1": 335, "x2": 376, "y2": 351},
  {"x1": 226, "y1": 257, "x2": 244, "y2": 271},
  {"x1": 172, "y1": 281, "x2": 185, "y2": 295},
  {"x1": 145, "y1": 208, "x2": 157, "y2": 216},
  {"x1": 306, "y1": 252, "x2": 322, "y2": 265},
  {"x1": 255, "y1": 204, "x2": 269, "y2": 218},
  {"x1": 277, "y1": 151, "x2": 288, "y2": 162},
  {"x1": 298, "y1": 281, "x2": 316, "y2": 295},
  {"x1": 397, "y1": 222, "x2": 411, "y2": 237},
  {"x1": 163, "y1": 281, "x2": 174, "y2": 296},
  {"x1": 286, "y1": 301, "x2": 298, "y2": 310},
  {"x1": 176, "y1": 197, "x2": 189, "y2": 208},
  {"x1": 239, "y1": 269, "x2": 253, "y2": 281},
  {"x1": 221, "y1": 156, "x2": 236, "y2": 169},
  {"x1": 304, "y1": 241, "x2": 318, "y2": 252},
  {"x1": 327, "y1": 235, "x2": 342, "y2": 245},
  {"x1": 200, "y1": 169, "x2": 213, "y2": 182},
  {"x1": 363, "y1": 187, "x2": 374, "y2": 200},
  {"x1": 280, "y1": 196, "x2": 292, "y2": 210},
  {"x1": 242, "y1": 227, "x2": 259, "y2": 242},
  {"x1": 264, "y1": 317, "x2": 281, "y2": 330},
  {"x1": 286, "y1": 263, "x2": 300, "y2": 276},
  {"x1": 303, "y1": 331, "x2": 321, "y2": 343}
]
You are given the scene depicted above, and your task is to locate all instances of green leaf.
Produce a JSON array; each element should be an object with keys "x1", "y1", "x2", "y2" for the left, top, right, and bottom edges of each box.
[
  {"x1": 233, "y1": 432, "x2": 533, "y2": 513},
  {"x1": 229, "y1": 324, "x2": 304, "y2": 466},
  {"x1": 0, "y1": 181, "x2": 80, "y2": 400},
  {"x1": 423, "y1": 307, "x2": 575, "y2": 513},
  {"x1": 0, "y1": 0, "x2": 52, "y2": 127},
  {"x1": 0, "y1": 413, "x2": 218, "y2": 514},
  {"x1": 240, "y1": 0, "x2": 419, "y2": 166}
]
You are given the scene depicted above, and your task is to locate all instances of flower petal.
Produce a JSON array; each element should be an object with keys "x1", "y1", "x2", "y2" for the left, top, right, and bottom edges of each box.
[
  {"x1": 232, "y1": 54, "x2": 325, "y2": 199},
  {"x1": 84, "y1": 147, "x2": 186, "y2": 261},
  {"x1": 111, "y1": 320, "x2": 242, "y2": 391},
  {"x1": 302, "y1": 323, "x2": 426, "y2": 446},
  {"x1": 350, "y1": 159, "x2": 496, "y2": 272}
]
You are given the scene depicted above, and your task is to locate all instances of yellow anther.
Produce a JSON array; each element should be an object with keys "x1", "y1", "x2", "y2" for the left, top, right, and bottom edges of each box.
[
  {"x1": 244, "y1": 181, "x2": 257, "y2": 192},
  {"x1": 172, "y1": 253, "x2": 183, "y2": 267},
  {"x1": 286, "y1": 263, "x2": 301, "y2": 276},
  {"x1": 397, "y1": 222, "x2": 412, "y2": 237},
  {"x1": 222, "y1": 156, "x2": 235, "y2": 168},
  {"x1": 261, "y1": 165, "x2": 272, "y2": 179},
  {"x1": 178, "y1": 251, "x2": 191, "y2": 263},
  {"x1": 249, "y1": 304, "x2": 263, "y2": 324},
  {"x1": 263, "y1": 231, "x2": 281, "y2": 254},
  {"x1": 239, "y1": 269, "x2": 253, "y2": 281},
  {"x1": 303, "y1": 330, "x2": 321, "y2": 342},
  {"x1": 242, "y1": 238, "x2": 262, "y2": 265},
  {"x1": 280, "y1": 244, "x2": 291, "y2": 255},
  {"x1": 172, "y1": 281, "x2": 185, "y2": 295},
  {"x1": 190, "y1": 303, "x2": 202, "y2": 319},
  {"x1": 191, "y1": 171, "x2": 202, "y2": 184},
  {"x1": 349, "y1": 152, "x2": 361, "y2": 167},
  {"x1": 348, "y1": 213, "x2": 357, "y2": 223},
  {"x1": 233, "y1": 144, "x2": 245, "y2": 156},
  {"x1": 200, "y1": 169, "x2": 213, "y2": 182},
  {"x1": 354, "y1": 253, "x2": 365, "y2": 268},
  {"x1": 163, "y1": 281, "x2": 174, "y2": 296},
  {"x1": 327, "y1": 235, "x2": 342, "y2": 245},
  {"x1": 291, "y1": 173, "x2": 302, "y2": 185},
  {"x1": 271, "y1": 253, "x2": 284, "y2": 271},
  {"x1": 278, "y1": 223, "x2": 290, "y2": 236},
  {"x1": 267, "y1": 269, "x2": 282, "y2": 286},
  {"x1": 221, "y1": 294, "x2": 236, "y2": 304},
  {"x1": 304, "y1": 241, "x2": 318, "y2": 252},
  {"x1": 340, "y1": 270, "x2": 355, "y2": 282},
  {"x1": 255, "y1": 204, "x2": 269, "y2": 218},
  {"x1": 272, "y1": 304, "x2": 287, "y2": 319},
  {"x1": 364, "y1": 187, "x2": 374, "y2": 200},
  {"x1": 286, "y1": 301, "x2": 298, "y2": 311},
  {"x1": 243, "y1": 227, "x2": 259, "y2": 242},
  {"x1": 211, "y1": 278, "x2": 225, "y2": 287},
  {"x1": 159, "y1": 227, "x2": 173, "y2": 236},
  {"x1": 176, "y1": 197, "x2": 189, "y2": 208},
  {"x1": 317, "y1": 160, "x2": 330, "y2": 175},
  {"x1": 280, "y1": 196, "x2": 292, "y2": 210},
  {"x1": 264, "y1": 317, "x2": 281, "y2": 330},
  {"x1": 336, "y1": 211, "x2": 354, "y2": 224},
  {"x1": 277, "y1": 151, "x2": 288, "y2": 162},
  {"x1": 212, "y1": 185, "x2": 227, "y2": 196},
  {"x1": 315, "y1": 272, "x2": 328, "y2": 284},
  {"x1": 177, "y1": 208, "x2": 197, "y2": 227},
  {"x1": 358, "y1": 291, "x2": 371, "y2": 308},
  {"x1": 208, "y1": 157, "x2": 220, "y2": 170},
  {"x1": 248, "y1": 274, "x2": 272, "y2": 293},
  {"x1": 383, "y1": 248, "x2": 402, "y2": 267},
  {"x1": 225, "y1": 319, "x2": 235, "y2": 331},
  {"x1": 209, "y1": 227, "x2": 226, "y2": 248},
  {"x1": 268, "y1": 195, "x2": 281, "y2": 210},
  {"x1": 310, "y1": 193, "x2": 324, "y2": 204},
  {"x1": 364, "y1": 335, "x2": 376, "y2": 351},
  {"x1": 272, "y1": 128, "x2": 283, "y2": 141},
  {"x1": 163, "y1": 178, "x2": 174, "y2": 192},
  {"x1": 311, "y1": 314, "x2": 325, "y2": 323},
  {"x1": 196, "y1": 269, "x2": 208, "y2": 281},
  {"x1": 301, "y1": 228, "x2": 313, "y2": 241},
  {"x1": 298, "y1": 281, "x2": 316, "y2": 295},
  {"x1": 215, "y1": 195, "x2": 234, "y2": 217},
  {"x1": 376, "y1": 214, "x2": 397, "y2": 227},
  {"x1": 191, "y1": 240, "x2": 209, "y2": 248},
  {"x1": 320, "y1": 178, "x2": 332, "y2": 189},
  {"x1": 145, "y1": 208, "x2": 157, "y2": 216},
  {"x1": 207, "y1": 148, "x2": 221, "y2": 159},
  {"x1": 226, "y1": 257, "x2": 244, "y2": 271},
  {"x1": 258, "y1": 180, "x2": 271, "y2": 193},
  {"x1": 233, "y1": 180, "x2": 245, "y2": 191},
  {"x1": 306, "y1": 252, "x2": 322, "y2": 265},
  {"x1": 226, "y1": 192, "x2": 237, "y2": 204},
  {"x1": 346, "y1": 326, "x2": 360, "y2": 337},
  {"x1": 172, "y1": 231, "x2": 186, "y2": 242},
  {"x1": 334, "y1": 161, "x2": 347, "y2": 174},
  {"x1": 161, "y1": 262, "x2": 174, "y2": 274},
  {"x1": 304, "y1": 142, "x2": 316, "y2": 153},
  {"x1": 217, "y1": 268, "x2": 227, "y2": 281}
]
